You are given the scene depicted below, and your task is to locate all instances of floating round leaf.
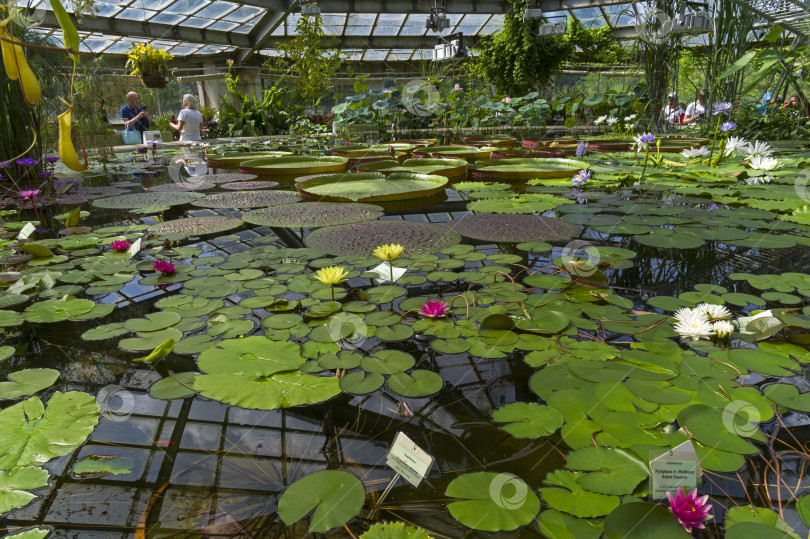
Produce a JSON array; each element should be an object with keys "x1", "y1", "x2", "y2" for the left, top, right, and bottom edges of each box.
[
  {"x1": 92, "y1": 192, "x2": 204, "y2": 209},
  {"x1": 148, "y1": 216, "x2": 244, "y2": 237},
  {"x1": 277, "y1": 470, "x2": 365, "y2": 533},
  {"x1": 297, "y1": 172, "x2": 448, "y2": 202},
  {"x1": 413, "y1": 145, "x2": 490, "y2": 163},
  {"x1": 203, "y1": 173, "x2": 259, "y2": 183},
  {"x1": 193, "y1": 371, "x2": 341, "y2": 409},
  {"x1": 360, "y1": 522, "x2": 434, "y2": 539},
  {"x1": 565, "y1": 446, "x2": 649, "y2": 495},
  {"x1": 238, "y1": 155, "x2": 348, "y2": 176},
  {"x1": 0, "y1": 369, "x2": 60, "y2": 400},
  {"x1": 23, "y1": 296, "x2": 95, "y2": 322},
  {"x1": 449, "y1": 214, "x2": 579, "y2": 243},
  {"x1": 471, "y1": 158, "x2": 589, "y2": 181},
  {"x1": 340, "y1": 371, "x2": 385, "y2": 394},
  {"x1": 190, "y1": 191, "x2": 300, "y2": 209},
  {"x1": 305, "y1": 221, "x2": 460, "y2": 257},
  {"x1": 603, "y1": 502, "x2": 691, "y2": 539},
  {"x1": 387, "y1": 370, "x2": 443, "y2": 398},
  {"x1": 197, "y1": 336, "x2": 304, "y2": 375},
  {"x1": 0, "y1": 466, "x2": 49, "y2": 513},
  {"x1": 243, "y1": 202, "x2": 383, "y2": 228},
  {"x1": 492, "y1": 402, "x2": 564, "y2": 438},
  {"x1": 445, "y1": 472, "x2": 540, "y2": 531},
  {"x1": 0, "y1": 391, "x2": 99, "y2": 469},
  {"x1": 149, "y1": 372, "x2": 198, "y2": 399},
  {"x1": 220, "y1": 180, "x2": 279, "y2": 190},
  {"x1": 206, "y1": 150, "x2": 291, "y2": 168},
  {"x1": 147, "y1": 181, "x2": 215, "y2": 192},
  {"x1": 358, "y1": 158, "x2": 468, "y2": 178},
  {"x1": 72, "y1": 455, "x2": 134, "y2": 476}
]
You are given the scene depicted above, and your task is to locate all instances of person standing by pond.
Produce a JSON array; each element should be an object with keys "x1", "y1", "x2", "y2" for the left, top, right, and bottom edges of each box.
[
  {"x1": 169, "y1": 94, "x2": 203, "y2": 142},
  {"x1": 120, "y1": 91, "x2": 150, "y2": 134}
]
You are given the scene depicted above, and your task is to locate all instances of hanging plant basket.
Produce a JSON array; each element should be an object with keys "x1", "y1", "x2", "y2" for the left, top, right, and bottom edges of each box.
[{"x1": 140, "y1": 73, "x2": 167, "y2": 88}]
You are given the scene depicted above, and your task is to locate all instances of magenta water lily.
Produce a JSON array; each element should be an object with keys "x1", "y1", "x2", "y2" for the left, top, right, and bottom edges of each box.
[
  {"x1": 110, "y1": 240, "x2": 131, "y2": 252},
  {"x1": 152, "y1": 260, "x2": 176, "y2": 275},
  {"x1": 666, "y1": 488, "x2": 712, "y2": 532},
  {"x1": 19, "y1": 189, "x2": 40, "y2": 201},
  {"x1": 419, "y1": 300, "x2": 450, "y2": 318}
]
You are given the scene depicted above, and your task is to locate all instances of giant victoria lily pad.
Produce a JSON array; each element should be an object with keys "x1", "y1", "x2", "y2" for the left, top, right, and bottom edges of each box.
[
  {"x1": 238, "y1": 155, "x2": 348, "y2": 175},
  {"x1": 148, "y1": 216, "x2": 244, "y2": 237},
  {"x1": 297, "y1": 172, "x2": 448, "y2": 202},
  {"x1": 242, "y1": 202, "x2": 383, "y2": 228},
  {"x1": 92, "y1": 191, "x2": 205, "y2": 209},
  {"x1": 412, "y1": 145, "x2": 491, "y2": 163},
  {"x1": 305, "y1": 220, "x2": 460, "y2": 256},
  {"x1": 206, "y1": 150, "x2": 292, "y2": 168},
  {"x1": 190, "y1": 190, "x2": 300, "y2": 208},
  {"x1": 470, "y1": 158, "x2": 589, "y2": 181},
  {"x1": 357, "y1": 158, "x2": 468, "y2": 178},
  {"x1": 448, "y1": 214, "x2": 579, "y2": 242}
]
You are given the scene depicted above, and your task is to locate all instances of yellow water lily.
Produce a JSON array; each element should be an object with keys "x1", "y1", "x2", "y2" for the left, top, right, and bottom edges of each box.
[
  {"x1": 314, "y1": 265, "x2": 348, "y2": 300},
  {"x1": 314, "y1": 266, "x2": 349, "y2": 285},
  {"x1": 0, "y1": 22, "x2": 41, "y2": 107},
  {"x1": 372, "y1": 243, "x2": 405, "y2": 261},
  {"x1": 58, "y1": 106, "x2": 88, "y2": 172}
]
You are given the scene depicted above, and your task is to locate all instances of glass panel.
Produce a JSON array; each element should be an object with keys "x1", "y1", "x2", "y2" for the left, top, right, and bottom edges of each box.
[
  {"x1": 117, "y1": 8, "x2": 153, "y2": 21},
  {"x1": 321, "y1": 13, "x2": 346, "y2": 34},
  {"x1": 182, "y1": 17, "x2": 213, "y2": 28},
  {"x1": 141, "y1": 0, "x2": 175, "y2": 11},
  {"x1": 345, "y1": 12, "x2": 375, "y2": 35},
  {"x1": 363, "y1": 49, "x2": 388, "y2": 61},
  {"x1": 222, "y1": 5, "x2": 264, "y2": 22},
  {"x1": 232, "y1": 14, "x2": 261, "y2": 33},
  {"x1": 168, "y1": 45, "x2": 197, "y2": 55},
  {"x1": 103, "y1": 41, "x2": 135, "y2": 54},
  {"x1": 207, "y1": 20, "x2": 239, "y2": 31},
  {"x1": 400, "y1": 14, "x2": 427, "y2": 36},
  {"x1": 149, "y1": 12, "x2": 185, "y2": 24},
  {"x1": 91, "y1": 3, "x2": 123, "y2": 16},
  {"x1": 603, "y1": 4, "x2": 635, "y2": 27},
  {"x1": 411, "y1": 48, "x2": 432, "y2": 60},
  {"x1": 194, "y1": 1, "x2": 237, "y2": 18},
  {"x1": 480, "y1": 13, "x2": 503, "y2": 34},
  {"x1": 81, "y1": 39, "x2": 111, "y2": 52},
  {"x1": 386, "y1": 50, "x2": 412, "y2": 61},
  {"x1": 162, "y1": 0, "x2": 209, "y2": 15}
]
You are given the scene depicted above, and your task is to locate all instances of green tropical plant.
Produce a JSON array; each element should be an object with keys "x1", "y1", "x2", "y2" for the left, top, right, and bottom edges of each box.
[
  {"x1": 218, "y1": 86, "x2": 288, "y2": 137},
  {"x1": 124, "y1": 42, "x2": 173, "y2": 78}
]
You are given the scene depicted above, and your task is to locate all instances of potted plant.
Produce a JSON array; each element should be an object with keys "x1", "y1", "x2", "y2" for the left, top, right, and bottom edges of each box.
[{"x1": 125, "y1": 42, "x2": 174, "y2": 88}]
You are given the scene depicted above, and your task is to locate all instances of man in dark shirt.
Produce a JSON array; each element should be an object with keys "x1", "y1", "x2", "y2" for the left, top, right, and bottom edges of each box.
[{"x1": 120, "y1": 91, "x2": 150, "y2": 133}]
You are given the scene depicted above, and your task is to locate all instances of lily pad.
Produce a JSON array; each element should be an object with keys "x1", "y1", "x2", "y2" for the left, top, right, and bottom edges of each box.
[
  {"x1": 387, "y1": 370, "x2": 443, "y2": 398},
  {"x1": 565, "y1": 446, "x2": 649, "y2": 495},
  {"x1": 72, "y1": 455, "x2": 134, "y2": 476},
  {"x1": 0, "y1": 369, "x2": 60, "y2": 400},
  {"x1": 23, "y1": 296, "x2": 95, "y2": 322},
  {"x1": 446, "y1": 472, "x2": 541, "y2": 531},
  {"x1": 191, "y1": 191, "x2": 300, "y2": 209},
  {"x1": 148, "y1": 216, "x2": 244, "y2": 237},
  {"x1": 339, "y1": 371, "x2": 385, "y2": 394},
  {"x1": 491, "y1": 402, "x2": 564, "y2": 438},
  {"x1": 242, "y1": 202, "x2": 383, "y2": 228},
  {"x1": 277, "y1": 470, "x2": 365, "y2": 533},
  {"x1": 193, "y1": 371, "x2": 340, "y2": 409},
  {"x1": 197, "y1": 337, "x2": 304, "y2": 375},
  {"x1": 0, "y1": 466, "x2": 49, "y2": 513},
  {"x1": 448, "y1": 214, "x2": 579, "y2": 243},
  {"x1": 0, "y1": 392, "x2": 99, "y2": 470},
  {"x1": 297, "y1": 172, "x2": 448, "y2": 202},
  {"x1": 239, "y1": 155, "x2": 348, "y2": 175},
  {"x1": 305, "y1": 221, "x2": 460, "y2": 257},
  {"x1": 92, "y1": 192, "x2": 204, "y2": 209},
  {"x1": 603, "y1": 501, "x2": 691, "y2": 539},
  {"x1": 149, "y1": 372, "x2": 198, "y2": 399}
]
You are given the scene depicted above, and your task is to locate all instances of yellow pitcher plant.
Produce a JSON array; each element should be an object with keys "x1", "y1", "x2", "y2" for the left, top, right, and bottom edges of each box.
[{"x1": 0, "y1": 19, "x2": 41, "y2": 107}]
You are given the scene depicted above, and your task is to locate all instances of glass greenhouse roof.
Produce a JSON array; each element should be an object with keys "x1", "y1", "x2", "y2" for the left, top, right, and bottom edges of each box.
[{"x1": 22, "y1": 0, "x2": 641, "y2": 60}]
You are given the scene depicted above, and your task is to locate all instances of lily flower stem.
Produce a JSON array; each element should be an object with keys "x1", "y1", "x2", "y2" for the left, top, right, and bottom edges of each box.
[
  {"x1": 707, "y1": 114, "x2": 722, "y2": 166},
  {"x1": 640, "y1": 146, "x2": 650, "y2": 180},
  {"x1": 389, "y1": 262, "x2": 394, "y2": 287},
  {"x1": 330, "y1": 285, "x2": 335, "y2": 301}
]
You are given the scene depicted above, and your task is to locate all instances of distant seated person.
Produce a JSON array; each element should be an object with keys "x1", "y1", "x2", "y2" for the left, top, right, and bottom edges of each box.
[
  {"x1": 785, "y1": 94, "x2": 800, "y2": 109},
  {"x1": 169, "y1": 94, "x2": 203, "y2": 142},
  {"x1": 757, "y1": 92, "x2": 773, "y2": 115},
  {"x1": 663, "y1": 92, "x2": 684, "y2": 124},
  {"x1": 683, "y1": 89, "x2": 707, "y2": 125},
  {"x1": 120, "y1": 91, "x2": 150, "y2": 133}
]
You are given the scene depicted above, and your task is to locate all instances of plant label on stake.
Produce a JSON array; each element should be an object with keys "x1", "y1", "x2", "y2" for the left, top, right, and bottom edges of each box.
[
  {"x1": 371, "y1": 261, "x2": 406, "y2": 284},
  {"x1": 17, "y1": 222, "x2": 35, "y2": 240},
  {"x1": 386, "y1": 431, "x2": 433, "y2": 488},
  {"x1": 649, "y1": 440, "x2": 701, "y2": 499}
]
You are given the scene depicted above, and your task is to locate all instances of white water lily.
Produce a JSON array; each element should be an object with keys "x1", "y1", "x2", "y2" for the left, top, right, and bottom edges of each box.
[
  {"x1": 745, "y1": 175, "x2": 773, "y2": 185},
  {"x1": 696, "y1": 303, "x2": 731, "y2": 320},
  {"x1": 607, "y1": 117, "x2": 619, "y2": 126},
  {"x1": 624, "y1": 114, "x2": 638, "y2": 122},
  {"x1": 712, "y1": 320, "x2": 735, "y2": 338},
  {"x1": 673, "y1": 307, "x2": 700, "y2": 323},
  {"x1": 723, "y1": 136, "x2": 751, "y2": 157},
  {"x1": 673, "y1": 317, "x2": 715, "y2": 341},
  {"x1": 748, "y1": 155, "x2": 783, "y2": 172},
  {"x1": 745, "y1": 140, "x2": 774, "y2": 158},
  {"x1": 681, "y1": 146, "x2": 710, "y2": 159},
  {"x1": 748, "y1": 309, "x2": 773, "y2": 320},
  {"x1": 594, "y1": 115, "x2": 607, "y2": 125}
]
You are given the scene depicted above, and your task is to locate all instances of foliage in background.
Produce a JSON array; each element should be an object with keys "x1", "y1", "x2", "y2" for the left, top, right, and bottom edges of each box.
[
  {"x1": 700, "y1": 0, "x2": 756, "y2": 104},
  {"x1": 264, "y1": 13, "x2": 344, "y2": 106},
  {"x1": 563, "y1": 18, "x2": 635, "y2": 65},
  {"x1": 471, "y1": 0, "x2": 572, "y2": 95}
]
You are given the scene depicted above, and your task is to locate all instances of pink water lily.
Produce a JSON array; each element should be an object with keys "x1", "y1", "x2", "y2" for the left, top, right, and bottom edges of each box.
[
  {"x1": 152, "y1": 260, "x2": 176, "y2": 275},
  {"x1": 666, "y1": 488, "x2": 712, "y2": 532},
  {"x1": 110, "y1": 240, "x2": 131, "y2": 252},
  {"x1": 19, "y1": 189, "x2": 40, "y2": 201},
  {"x1": 419, "y1": 300, "x2": 450, "y2": 318}
]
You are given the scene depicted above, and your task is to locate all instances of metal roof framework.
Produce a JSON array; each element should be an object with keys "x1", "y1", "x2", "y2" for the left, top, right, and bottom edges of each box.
[{"x1": 21, "y1": 0, "x2": 640, "y2": 64}]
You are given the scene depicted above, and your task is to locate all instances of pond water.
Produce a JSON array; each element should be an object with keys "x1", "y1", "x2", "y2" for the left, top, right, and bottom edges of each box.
[{"x1": 4, "y1": 138, "x2": 810, "y2": 538}]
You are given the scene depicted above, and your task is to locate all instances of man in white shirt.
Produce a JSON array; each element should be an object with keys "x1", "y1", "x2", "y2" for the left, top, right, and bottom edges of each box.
[{"x1": 683, "y1": 89, "x2": 708, "y2": 125}]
